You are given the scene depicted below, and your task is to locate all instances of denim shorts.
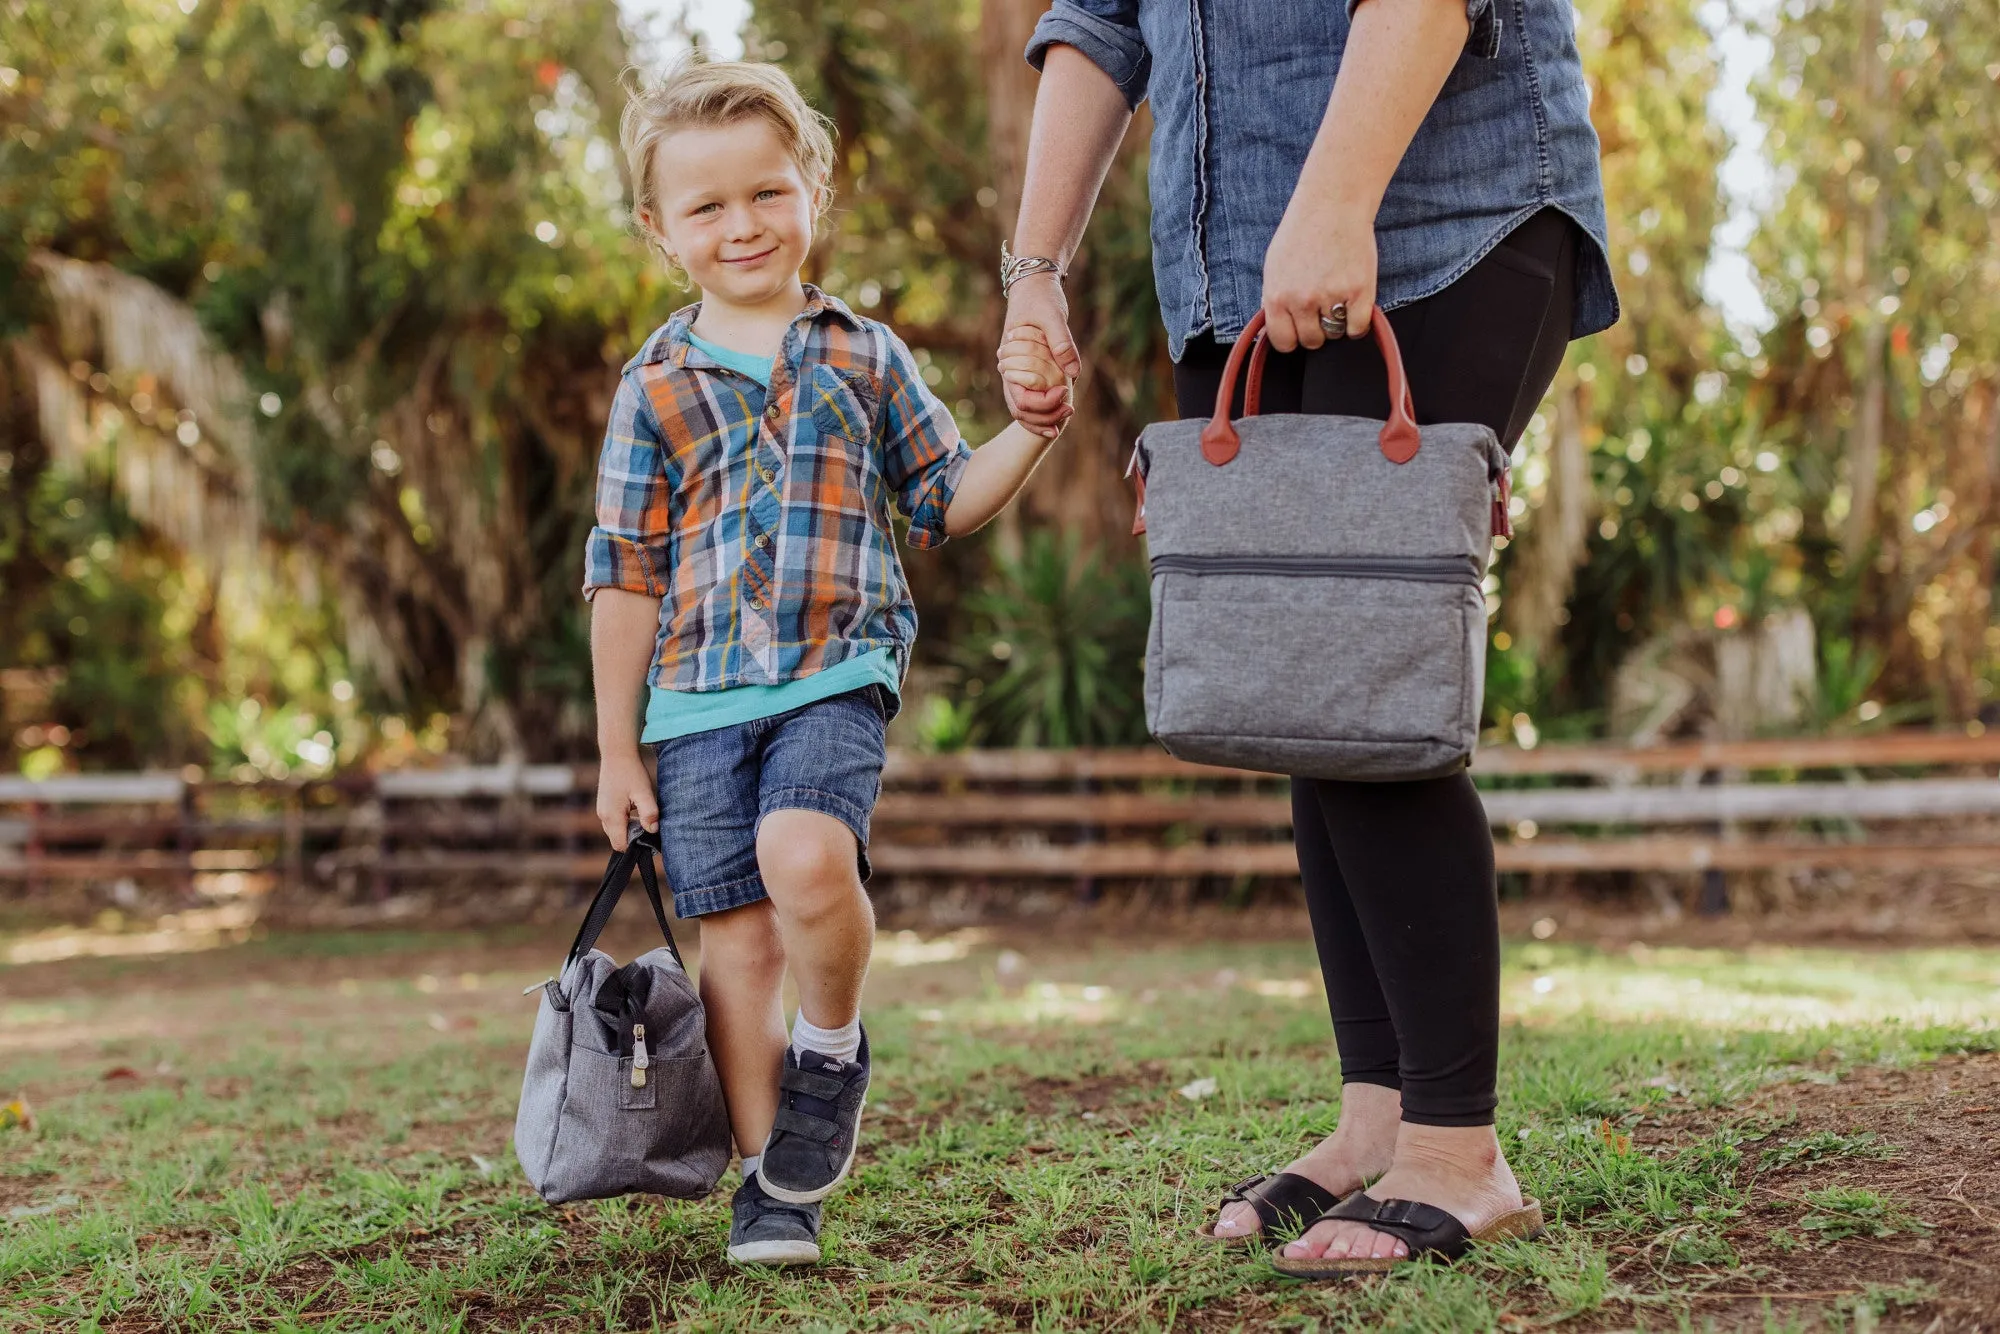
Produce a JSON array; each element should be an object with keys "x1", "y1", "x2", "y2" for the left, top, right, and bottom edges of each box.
[{"x1": 652, "y1": 686, "x2": 889, "y2": 918}]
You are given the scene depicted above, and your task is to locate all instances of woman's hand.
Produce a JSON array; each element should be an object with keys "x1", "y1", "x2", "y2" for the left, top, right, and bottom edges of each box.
[
  {"x1": 1000, "y1": 273, "x2": 1078, "y2": 438},
  {"x1": 1261, "y1": 200, "x2": 1378, "y2": 353}
]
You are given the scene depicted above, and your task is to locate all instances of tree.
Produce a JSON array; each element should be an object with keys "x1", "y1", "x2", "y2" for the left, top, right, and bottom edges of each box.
[
  {"x1": 1747, "y1": 0, "x2": 2000, "y2": 719},
  {"x1": 3, "y1": 0, "x2": 664, "y2": 767}
]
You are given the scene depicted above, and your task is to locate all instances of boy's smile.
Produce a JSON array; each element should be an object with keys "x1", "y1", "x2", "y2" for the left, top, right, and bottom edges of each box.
[{"x1": 644, "y1": 117, "x2": 820, "y2": 321}]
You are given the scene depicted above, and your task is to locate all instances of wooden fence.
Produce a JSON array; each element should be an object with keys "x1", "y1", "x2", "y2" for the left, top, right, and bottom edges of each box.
[{"x1": 5, "y1": 732, "x2": 2000, "y2": 899}]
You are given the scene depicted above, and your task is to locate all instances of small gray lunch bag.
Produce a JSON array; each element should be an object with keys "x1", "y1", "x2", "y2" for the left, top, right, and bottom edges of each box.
[
  {"x1": 513, "y1": 830, "x2": 730, "y2": 1203},
  {"x1": 1132, "y1": 307, "x2": 1513, "y2": 782}
]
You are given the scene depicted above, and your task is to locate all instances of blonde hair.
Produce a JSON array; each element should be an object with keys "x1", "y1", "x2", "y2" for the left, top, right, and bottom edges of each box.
[{"x1": 620, "y1": 55, "x2": 837, "y2": 249}]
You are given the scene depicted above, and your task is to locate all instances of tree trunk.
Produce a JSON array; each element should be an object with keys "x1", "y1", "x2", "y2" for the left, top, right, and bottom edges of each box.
[
  {"x1": 1504, "y1": 375, "x2": 1593, "y2": 657},
  {"x1": 979, "y1": 0, "x2": 1127, "y2": 555},
  {"x1": 1842, "y1": 0, "x2": 1889, "y2": 562}
]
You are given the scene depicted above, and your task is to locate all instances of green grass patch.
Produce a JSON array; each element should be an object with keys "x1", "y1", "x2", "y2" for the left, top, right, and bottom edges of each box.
[
  {"x1": 1758, "y1": 1130, "x2": 1897, "y2": 1172},
  {"x1": 1, "y1": 935, "x2": 1992, "y2": 1330},
  {"x1": 1796, "y1": 1186, "x2": 1931, "y2": 1242}
]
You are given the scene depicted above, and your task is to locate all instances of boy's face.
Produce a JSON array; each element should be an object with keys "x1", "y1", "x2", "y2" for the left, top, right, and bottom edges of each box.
[{"x1": 647, "y1": 118, "x2": 819, "y2": 308}]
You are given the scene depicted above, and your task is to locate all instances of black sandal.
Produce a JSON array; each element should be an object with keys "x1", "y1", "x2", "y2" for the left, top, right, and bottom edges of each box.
[
  {"x1": 1269, "y1": 1191, "x2": 1545, "y2": 1277},
  {"x1": 1197, "y1": 1172, "x2": 1349, "y2": 1246}
]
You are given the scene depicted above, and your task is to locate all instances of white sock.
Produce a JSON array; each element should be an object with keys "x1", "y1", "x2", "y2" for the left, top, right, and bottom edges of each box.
[
  {"x1": 790, "y1": 1011, "x2": 862, "y2": 1065},
  {"x1": 741, "y1": 1154, "x2": 761, "y2": 1181}
]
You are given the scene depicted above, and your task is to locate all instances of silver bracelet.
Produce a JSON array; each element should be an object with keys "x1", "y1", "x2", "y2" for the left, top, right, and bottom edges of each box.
[{"x1": 1000, "y1": 240, "x2": 1064, "y2": 297}]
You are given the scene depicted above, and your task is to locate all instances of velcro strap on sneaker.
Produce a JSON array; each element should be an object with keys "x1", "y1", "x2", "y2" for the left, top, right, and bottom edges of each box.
[
  {"x1": 779, "y1": 1067, "x2": 850, "y2": 1101},
  {"x1": 771, "y1": 1107, "x2": 839, "y2": 1142}
]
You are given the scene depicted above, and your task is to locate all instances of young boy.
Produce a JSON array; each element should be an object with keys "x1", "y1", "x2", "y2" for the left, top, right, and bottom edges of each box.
[{"x1": 587, "y1": 57, "x2": 1065, "y2": 1267}]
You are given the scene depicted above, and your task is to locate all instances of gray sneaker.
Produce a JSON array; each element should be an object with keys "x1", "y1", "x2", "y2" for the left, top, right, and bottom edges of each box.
[
  {"x1": 756, "y1": 1031, "x2": 869, "y2": 1205},
  {"x1": 726, "y1": 1173, "x2": 821, "y2": 1266}
]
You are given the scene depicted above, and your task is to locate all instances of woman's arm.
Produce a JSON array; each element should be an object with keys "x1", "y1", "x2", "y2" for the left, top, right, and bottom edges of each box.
[
  {"x1": 1261, "y1": 0, "x2": 1471, "y2": 352},
  {"x1": 1002, "y1": 43, "x2": 1133, "y2": 432}
]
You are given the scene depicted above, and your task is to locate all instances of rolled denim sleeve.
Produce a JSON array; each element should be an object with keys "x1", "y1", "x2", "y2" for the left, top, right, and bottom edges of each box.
[
  {"x1": 1348, "y1": 0, "x2": 1502, "y2": 59},
  {"x1": 877, "y1": 334, "x2": 971, "y2": 551},
  {"x1": 1025, "y1": 1, "x2": 1151, "y2": 111},
  {"x1": 582, "y1": 374, "x2": 673, "y2": 600}
]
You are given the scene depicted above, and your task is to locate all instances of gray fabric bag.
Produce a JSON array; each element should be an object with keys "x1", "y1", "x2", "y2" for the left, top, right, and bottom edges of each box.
[
  {"x1": 513, "y1": 830, "x2": 730, "y2": 1203},
  {"x1": 1132, "y1": 307, "x2": 1513, "y2": 781}
]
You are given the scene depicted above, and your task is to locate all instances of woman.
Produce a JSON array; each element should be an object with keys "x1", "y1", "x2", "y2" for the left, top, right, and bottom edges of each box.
[{"x1": 1000, "y1": 0, "x2": 1617, "y2": 1273}]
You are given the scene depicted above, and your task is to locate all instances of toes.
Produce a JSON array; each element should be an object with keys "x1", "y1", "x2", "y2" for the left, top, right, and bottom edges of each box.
[
  {"x1": 1211, "y1": 1203, "x2": 1259, "y2": 1237},
  {"x1": 1284, "y1": 1219, "x2": 1341, "y2": 1259}
]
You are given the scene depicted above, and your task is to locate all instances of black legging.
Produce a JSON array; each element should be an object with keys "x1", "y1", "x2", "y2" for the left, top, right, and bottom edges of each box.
[{"x1": 1172, "y1": 207, "x2": 1579, "y2": 1126}]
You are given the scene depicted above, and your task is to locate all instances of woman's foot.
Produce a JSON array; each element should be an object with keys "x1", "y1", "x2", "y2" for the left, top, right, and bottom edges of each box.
[
  {"x1": 1281, "y1": 1123, "x2": 1523, "y2": 1262},
  {"x1": 1208, "y1": 1082, "x2": 1400, "y2": 1241}
]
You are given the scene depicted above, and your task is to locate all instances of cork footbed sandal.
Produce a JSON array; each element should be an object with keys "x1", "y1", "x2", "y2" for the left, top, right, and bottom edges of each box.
[
  {"x1": 1196, "y1": 1172, "x2": 1350, "y2": 1247},
  {"x1": 1269, "y1": 1192, "x2": 1545, "y2": 1278}
]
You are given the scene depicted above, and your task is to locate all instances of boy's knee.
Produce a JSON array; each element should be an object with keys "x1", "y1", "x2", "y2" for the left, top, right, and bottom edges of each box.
[
  {"x1": 756, "y1": 812, "x2": 865, "y2": 918},
  {"x1": 697, "y1": 901, "x2": 786, "y2": 975}
]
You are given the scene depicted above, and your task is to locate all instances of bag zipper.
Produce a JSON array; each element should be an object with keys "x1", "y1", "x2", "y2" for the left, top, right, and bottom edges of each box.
[
  {"x1": 630, "y1": 1023, "x2": 649, "y2": 1088},
  {"x1": 1148, "y1": 554, "x2": 1481, "y2": 585}
]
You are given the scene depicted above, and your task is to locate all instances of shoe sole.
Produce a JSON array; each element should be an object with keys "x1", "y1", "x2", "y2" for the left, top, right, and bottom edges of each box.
[
  {"x1": 727, "y1": 1239, "x2": 821, "y2": 1266},
  {"x1": 757, "y1": 1095, "x2": 864, "y2": 1206}
]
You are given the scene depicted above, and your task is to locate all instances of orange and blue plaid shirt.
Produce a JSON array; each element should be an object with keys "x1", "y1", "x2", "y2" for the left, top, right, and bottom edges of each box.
[{"x1": 583, "y1": 287, "x2": 970, "y2": 692}]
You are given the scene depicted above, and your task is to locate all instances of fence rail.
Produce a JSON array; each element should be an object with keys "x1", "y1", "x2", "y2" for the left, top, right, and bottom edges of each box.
[{"x1": 4, "y1": 731, "x2": 1999, "y2": 897}]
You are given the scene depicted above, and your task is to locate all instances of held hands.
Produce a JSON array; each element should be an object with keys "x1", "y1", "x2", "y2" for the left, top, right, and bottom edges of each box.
[
  {"x1": 1261, "y1": 200, "x2": 1378, "y2": 353},
  {"x1": 999, "y1": 273, "x2": 1078, "y2": 438},
  {"x1": 996, "y1": 321, "x2": 1073, "y2": 440},
  {"x1": 596, "y1": 748, "x2": 658, "y2": 852}
]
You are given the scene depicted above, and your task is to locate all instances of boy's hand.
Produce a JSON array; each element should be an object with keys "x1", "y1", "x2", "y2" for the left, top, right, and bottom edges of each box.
[
  {"x1": 596, "y1": 749, "x2": 659, "y2": 851},
  {"x1": 997, "y1": 326, "x2": 1071, "y2": 439},
  {"x1": 997, "y1": 325, "x2": 1068, "y2": 393}
]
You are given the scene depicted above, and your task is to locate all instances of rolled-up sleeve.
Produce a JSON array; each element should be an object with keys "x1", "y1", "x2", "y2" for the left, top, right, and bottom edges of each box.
[
  {"x1": 1025, "y1": 1, "x2": 1151, "y2": 111},
  {"x1": 1349, "y1": 0, "x2": 1502, "y2": 59},
  {"x1": 877, "y1": 335, "x2": 971, "y2": 551},
  {"x1": 582, "y1": 374, "x2": 673, "y2": 600}
]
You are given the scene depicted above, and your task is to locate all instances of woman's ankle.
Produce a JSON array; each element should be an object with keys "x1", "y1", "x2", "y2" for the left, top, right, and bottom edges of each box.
[{"x1": 1386, "y1": 1123, "x2": 1521, "y2": 1202}]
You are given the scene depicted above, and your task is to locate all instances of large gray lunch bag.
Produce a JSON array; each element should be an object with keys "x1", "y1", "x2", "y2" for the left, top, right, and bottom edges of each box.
[
  {"x1": 513, "y1": 830, "x2": 730, "y2": 1203},
  {"x1": 1131, "y1": 307, "x2": 1512, "y2": 781}
]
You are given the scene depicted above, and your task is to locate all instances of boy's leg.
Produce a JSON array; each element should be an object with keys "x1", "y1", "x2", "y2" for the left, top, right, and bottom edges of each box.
[
  {"x1": 692, "y1": 899, "x2": 789, "y2": 1160},
  {"x1": 750, "y1": 689, "x2": 887, "y2": 1203},
  {"x1": 701, "y1": 901, "x2": 825, "y2": 1268},
  {"x1": 756, "y1": 809, "x2": 874, "y2": 1036}
]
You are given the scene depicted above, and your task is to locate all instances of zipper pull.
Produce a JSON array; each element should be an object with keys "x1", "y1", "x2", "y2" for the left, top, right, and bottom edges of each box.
[
  {"x1": 630, "y1": 1023, "x2": 649, "y2": 1088},
  {"x1": 522, "y1": 977, "x2": 554, "y2": 996}
]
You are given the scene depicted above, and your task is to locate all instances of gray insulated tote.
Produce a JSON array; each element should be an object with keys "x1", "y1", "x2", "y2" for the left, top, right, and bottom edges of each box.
[
  {"x1": 514, "y1": 830, "x2": 730, "y2": 1203},
  {"x1": 1132, "y1": 307, "x2": 1512, "y2": 781}
]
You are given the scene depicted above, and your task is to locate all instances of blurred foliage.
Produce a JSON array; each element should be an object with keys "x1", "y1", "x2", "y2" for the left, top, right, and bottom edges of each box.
[
  {"x1": 3, "y1": 0, "x2": 1997, "y2": 771},
  {"x1": 947, "y1": 530, "x2": 1151, "y2": 749}
]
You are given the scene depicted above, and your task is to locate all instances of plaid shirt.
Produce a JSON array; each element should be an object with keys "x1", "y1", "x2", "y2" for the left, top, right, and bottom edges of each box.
[{"x1": 583, "y1": 287, "x2": 970, "y2": 692}]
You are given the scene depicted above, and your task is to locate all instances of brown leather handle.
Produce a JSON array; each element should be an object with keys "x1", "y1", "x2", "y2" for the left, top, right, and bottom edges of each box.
[{"x1": 1200, "y1": 306, "x2": 1421, "y2": 466}]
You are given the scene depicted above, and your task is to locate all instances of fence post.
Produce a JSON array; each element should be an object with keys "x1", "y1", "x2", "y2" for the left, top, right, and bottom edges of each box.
[
  {"x1": 283, "y1": 782, "x2": 305, "y2": 897},
  {"x1": 26, "y1": 797, "x2": 43, "y2": 899},
  {"x1": 177, "y1": 775, "x2": 198, "y2": 901}
]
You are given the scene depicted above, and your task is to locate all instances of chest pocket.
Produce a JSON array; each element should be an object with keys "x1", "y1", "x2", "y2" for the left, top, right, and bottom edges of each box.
[{"x1": 807, "y1": 365, "x2": 879, "y2": 445}]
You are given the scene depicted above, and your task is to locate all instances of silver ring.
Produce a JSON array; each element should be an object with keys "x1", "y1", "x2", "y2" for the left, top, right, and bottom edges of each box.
[{"x1": 1318, "y1": 303, "x2": 1349, "y2": 339}]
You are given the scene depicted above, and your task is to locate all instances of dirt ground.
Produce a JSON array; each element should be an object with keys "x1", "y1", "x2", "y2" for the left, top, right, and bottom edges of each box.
[{"x1": 1636, "y1": 1053, "x2": 2000, "y2": 1330}]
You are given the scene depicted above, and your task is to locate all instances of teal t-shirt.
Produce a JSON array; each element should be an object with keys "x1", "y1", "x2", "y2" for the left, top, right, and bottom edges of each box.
[{"x1": 641, "y1": 331, "x2": 898, "y2": 743}]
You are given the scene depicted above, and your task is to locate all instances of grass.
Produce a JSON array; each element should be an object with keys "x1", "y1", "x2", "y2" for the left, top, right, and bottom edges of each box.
[{"x1": 1, "y1": 927, "x2": 1997, "y2": 1331}]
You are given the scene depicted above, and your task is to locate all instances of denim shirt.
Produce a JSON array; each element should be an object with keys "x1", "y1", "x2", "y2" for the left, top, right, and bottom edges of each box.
[{"x1": 1027, "y1": 0, "x2": 1619, "y2": 359}]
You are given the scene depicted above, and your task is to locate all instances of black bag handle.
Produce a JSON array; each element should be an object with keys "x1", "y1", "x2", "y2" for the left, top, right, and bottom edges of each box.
[{"x1": 564, "y1": 827, "x2": 685, "y2": 972}]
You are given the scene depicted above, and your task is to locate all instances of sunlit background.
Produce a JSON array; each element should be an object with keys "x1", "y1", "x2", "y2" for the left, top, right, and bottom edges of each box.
[{"x1": 3, "y1": 0, "x2": 1996, "y2": 779}]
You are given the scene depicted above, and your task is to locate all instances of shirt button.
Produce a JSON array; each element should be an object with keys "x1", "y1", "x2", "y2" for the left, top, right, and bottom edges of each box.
[
  {"x1": 751, "y1": 596, "x2": 766, "y2": 610},
  {"x1": 755, "y1": 534, "x2": 769, "y2": 549},
  {"x1": 758, "y1": 466, "x2": 774, "y2": 484}
]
